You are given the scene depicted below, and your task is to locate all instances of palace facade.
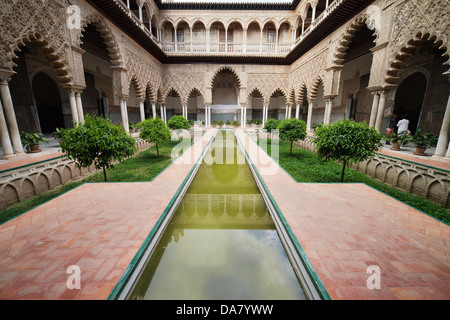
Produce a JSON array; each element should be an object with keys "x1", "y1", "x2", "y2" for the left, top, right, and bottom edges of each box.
[{"x1": 0, "y1": 0, "x2": 449, "y2": 159}]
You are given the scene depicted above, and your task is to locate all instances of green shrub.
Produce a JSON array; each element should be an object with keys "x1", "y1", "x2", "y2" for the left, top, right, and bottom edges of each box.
[
  {"x1": 264, "y1": 119, "x2": 281, "y2": 132},
  {"x1": 314, "y1": 118, "x2": 383, "y2": 182},
  {"x1": 59, "y1": 115, "x2": 137, "y2": 182},
  {"x1": 168, "y1": 115, "x2": 190, "y2": 130},
  {"x1": 139, "y1": 117, "x2": 171, "y2": 157},
  {"x1": 278, "y1": 118, "x2": 307, "y2": 155}
]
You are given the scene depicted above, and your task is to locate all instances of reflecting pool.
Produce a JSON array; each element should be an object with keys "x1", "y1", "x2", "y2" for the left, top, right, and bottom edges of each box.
[{"x1": 129, "y1": 131, "x2": 306, "y2": 300}]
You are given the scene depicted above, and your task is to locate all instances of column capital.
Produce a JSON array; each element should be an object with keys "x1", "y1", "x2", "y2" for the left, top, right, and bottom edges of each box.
[{"x1": 0, "y1": 69, "x2": 15, "y2": 82}]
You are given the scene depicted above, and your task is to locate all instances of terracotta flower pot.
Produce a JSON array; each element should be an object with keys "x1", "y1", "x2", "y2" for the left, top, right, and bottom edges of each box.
[
  {"x1": 413, "y1": 147, "x2": 427, "y2": 156},
  {"x1": 29, "y1": 144, "x2": 41, "y2": 153},
  {"x1": 390, "y1": 142, "x2": 401, "y2": 151}
]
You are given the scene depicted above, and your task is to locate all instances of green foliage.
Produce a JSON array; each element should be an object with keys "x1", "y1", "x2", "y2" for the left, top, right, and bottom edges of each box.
[
  {"x1": 278, "y1": 118, "x2": 307, "y2": 155},
  {"x1": 139, "y1": 117, "x2": 171, "y2": 156},
  {"x1": 59, "y1": 115, "x2": 137, "y2": 182},
  {"x1": 20, "y1": 132, "x2": 49, "y2": 152},
  {"x1": 212, "y1": 120, "x2": 218, "y2": 126},
  {"x1": 232, "y1": 120, "x2": 240, "y2": 127},
  {"x1": 312, "y1": 122, "x2": 324, "y2": 131},
  {"x1": 168, "y1": 115, "x2": 190, "y2": 130},
  {"x1": 129, "y1": 121, "x2": 137, "y2": 130},
  {"x1": 263, "y1": 118, "x2": 281, "y2": 132},
  {"x1": 218, "y1": 120, "x2": 224, "y2": 127},
  {"x1": 225, "y1": 119, "x2": 231, "y2": 126},
  {"x1": 254, "y1": 119, "x2": 262, "y2": 125},
  {"x1": 384, "y1": 132, "x2": 406, "y2": 144},
  {"x1": 404, "y1": 127, "x2": 438, "y2": 149},
  {"x1": 314, "y1": 118, "x2": 383, "y2": 182},
  {"x1": 246, "y1": 119, "x2": 254, "y2": 125},
  {"x1": 51, "y1": 127, "x2": 67, "y2": 142}
]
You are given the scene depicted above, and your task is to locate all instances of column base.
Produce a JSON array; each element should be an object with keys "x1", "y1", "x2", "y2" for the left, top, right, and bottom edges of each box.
[{"x1": 1, "y1": 154, "x2": 16, "y2": 160}]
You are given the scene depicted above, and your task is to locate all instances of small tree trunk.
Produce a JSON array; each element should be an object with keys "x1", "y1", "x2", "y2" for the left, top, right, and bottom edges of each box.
[
  {"x1": 102, "y1": 164, "x2": 108, "y2": 182},
  {"x1": 341, "y1": 160, "x2": 346, "y2": 182},
  {"x1": 156, "y1": 144, "x2": 159, "y2": 157}
]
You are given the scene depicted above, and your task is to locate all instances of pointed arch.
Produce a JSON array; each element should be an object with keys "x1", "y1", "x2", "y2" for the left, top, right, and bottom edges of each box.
[
  {"x1": 270, "y1": 88, "x2": 288, "y2": 104},
  {"x1": 146, "y1": 82, "x2": 156, "y2": 103},
  {"x1": 164, "y1": 87, "x2": 181, "y2": 103},
  {"x1": 79, "y1": 14, "x2": 123, "y2": 67},
  {"x1": 310, "y1": 77, "x2": 324, "y2": 100},
  {"x1": 247, "y1": 87, "x2": 266, "y2": 104},
  {"x1": 10, "y1": 31, "x2": 72, "y2": 84},
  {"x1": 210, "y1": 66, "x2": 242, "y2": 88},
  {"x1": 129, "y1": 75, "x2": 144, "y2": 99},
  {"x1": 287, "y1": 88, "x2": 296, "y2": 105},
  {"x1": 332, "y1": 14, "x2": 378, "y2": 67},
  {"x1": 385, "y1": 28, "x2": 450, "y2": 85},
  {"x1": 297, "y1": 83, "x2": 308, "y2": 102}
]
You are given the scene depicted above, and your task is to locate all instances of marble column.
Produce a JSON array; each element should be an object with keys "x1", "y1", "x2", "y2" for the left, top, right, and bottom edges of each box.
[
  {"x1": 295, "y1": 103, "x2": 300, "y2": 119},
  {"x1": 262, "y1": 105, "x2": 267, "y2": 127},
  {"x1": 375, "y1": 90, "x2": 387, "y2": 133},
  {"x1": 324, "y1": 98, "x2": 333, "y2": 125},
  {"x1": 139, "y1": 100, "x2": 145, "y2": 122},
  {"x1": 0, "y1": 79, "x2": 24, "y2": 154},
  {"x1": 0, "y1": 98, "x2": 14, "y2": 158},
  {"x1": 152, "y1": 103, "x2": 157, "y2": 119},
  {"x1": 307, "y1": 100, "x2": 314, "y2": 132},
  {"x1": 160, "y1": 105, "x2": 164, "y2": 122},
  {"x1": 369, "y1": 91, "x2": 380, "y2": 128},
  {"x1": 433, "y1": 93, "x2": 450, "y2": 158},
  {"x1": 243, "y1": 106, "x2": 247, "y2": 128},
  {"x1": 75, "y1": 91, "x2": 84, "y2": 123},
  {"x1": 68, "y1": 90, "x2": 79, "y2": 125},
  {"x1": 163, "y1": 105, "x2": 167, "y2": 124},
  {"x1": 120, "y1": 98, "x2": 129, "y2": 133}
]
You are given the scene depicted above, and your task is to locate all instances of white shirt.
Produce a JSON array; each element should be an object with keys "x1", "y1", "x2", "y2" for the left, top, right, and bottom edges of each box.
[{"x1": 397, "y1": 119, "x2": 409, "y2": 133}]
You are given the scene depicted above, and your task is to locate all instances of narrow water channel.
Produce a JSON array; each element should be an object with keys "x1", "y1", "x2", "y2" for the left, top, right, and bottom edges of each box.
[{"x1": 128, "y1": 130, "x2": 306, "y2": 300}]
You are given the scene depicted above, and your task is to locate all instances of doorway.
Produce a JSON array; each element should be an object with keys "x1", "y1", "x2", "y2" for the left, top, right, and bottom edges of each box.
[
  {"x1": 393, "y1": 72, "x2": 427, "y2": 135},
  {"x1": 31, "y1": 72, "x2": 64, "y2": 133}
]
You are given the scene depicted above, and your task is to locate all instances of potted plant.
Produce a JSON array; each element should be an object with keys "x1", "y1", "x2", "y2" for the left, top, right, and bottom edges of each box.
[
  {"x1": 246, "y1": 119, "x2": 254, "y2": 127},
  {"x1": 20, "y1": 131, "x2": 49, "y2": 153},
  {"x1": 218, "y1": 120, "x2": 224, "y2": 128},
  {"x1": 384, "y1": 132, "x2": 404, "y2": 151},
  {"x1": 405, "y1": 127, "x2": 438, "y2": 156},
  {"x1": 51, "y1": 127, "x2": 67, "y2": 145},
  {"x1": 225, "y1": 120, "x2": 231, "y2": 128},
  {"x1": 232, "y1": 120, "x2": 240, "y2": 128},
  {"x1": 129, "y1": 121, "x2": 137, "y2": 133},
  {"x1": 212, "y1": 120, "x2": 218, "y2": 128},
  {"x1": 254, "y1": 119, "x2": 262, "y2": 128}
]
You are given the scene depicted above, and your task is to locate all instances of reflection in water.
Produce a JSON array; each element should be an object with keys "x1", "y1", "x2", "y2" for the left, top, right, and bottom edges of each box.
[{"x1": 129, "y1": 131, "x2": 306, "y2": 300}]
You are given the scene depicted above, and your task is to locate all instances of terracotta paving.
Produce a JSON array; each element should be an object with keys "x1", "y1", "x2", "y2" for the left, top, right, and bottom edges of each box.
[
  {"x1": 1, "y1": 128, "x2": 449, "y2": 300},
  {"x1": 236, "y1": 129, "x2": 450, "y2": 300},
  {"x1": 0, "y1": 129, "x2": 215, "y2": 300},
  {"x1": 0, "y1": 152, "x2": 64, "y2": 172},
  {"x1": 379, "y1": 148, "x2": 450, "y2": 172}
]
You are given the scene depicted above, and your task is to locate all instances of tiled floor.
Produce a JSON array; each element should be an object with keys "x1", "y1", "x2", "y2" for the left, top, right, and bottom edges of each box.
[
  {"x1": 236, "y1": 129, "x2": 449, "y2": 300},
  {"x1": 0, "y1": 128, "x2": 449, "y2": 300},
  {"x1": 0, "y1": 129, "x2": 215, "y2": 299}
]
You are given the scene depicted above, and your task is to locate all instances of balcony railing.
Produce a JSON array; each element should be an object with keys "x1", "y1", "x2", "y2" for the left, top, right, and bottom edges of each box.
[{"x1": 162, "y1": 41, "x2": 289, "y2": 55}]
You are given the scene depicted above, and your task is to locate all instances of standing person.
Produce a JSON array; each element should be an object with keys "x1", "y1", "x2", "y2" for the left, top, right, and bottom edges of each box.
[{"x1": 397, "y1": 114, "x2": 409, "y2": 144}]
